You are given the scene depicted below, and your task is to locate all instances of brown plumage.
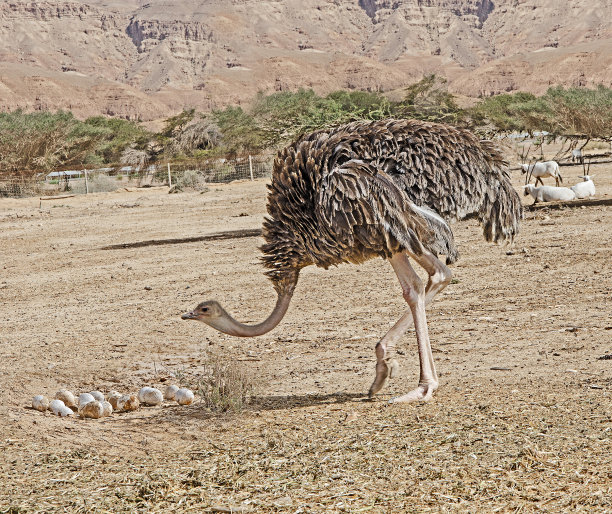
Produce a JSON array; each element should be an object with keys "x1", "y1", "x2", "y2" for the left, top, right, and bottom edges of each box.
[
  {"x1": 261, "y1": 118, "x2": 522, "y2": 294},
  {"x1": 183, "y1": 118, "x2": 522, "y2": 403}
]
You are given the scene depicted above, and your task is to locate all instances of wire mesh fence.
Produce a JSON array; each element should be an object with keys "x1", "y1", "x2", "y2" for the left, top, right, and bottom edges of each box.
[
  {"x1": 0, "y1": 154, "x2": 275, "y2": 199},
  {"x1": 164, "y1": 154, "x2": 273, "y2": 185},
  {"x1": 0, "y1": 177, "x2": 46, "y2": 198}
]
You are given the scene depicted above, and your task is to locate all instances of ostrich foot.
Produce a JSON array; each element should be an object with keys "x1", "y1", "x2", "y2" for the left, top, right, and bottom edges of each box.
[
  {"x1": 388, "y1": 381, "x2": 438, "y2": 403},
  {"x1": 368, "y1": 358, "x2": 399, "y2": 398}
]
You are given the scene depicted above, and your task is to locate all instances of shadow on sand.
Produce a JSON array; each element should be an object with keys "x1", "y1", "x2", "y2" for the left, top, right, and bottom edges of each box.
[
  {"x1": 249, "y1": 391, "x2": 367, "y2": 411},
  {"x1": 111, "y1": 391, "x2": 370, "y2": 426}
]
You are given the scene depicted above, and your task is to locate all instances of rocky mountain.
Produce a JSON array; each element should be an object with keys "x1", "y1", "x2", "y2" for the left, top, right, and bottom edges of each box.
[{"x1": 0, "y1": 0, "x2": 610, "y2": 120}]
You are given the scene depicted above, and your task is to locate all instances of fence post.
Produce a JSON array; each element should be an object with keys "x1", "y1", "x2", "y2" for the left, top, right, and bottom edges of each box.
[
  {"x1": 167, "y1": 163, "x2": 172, "y2": 188},
  {"x1": 84, "y1": 170, "x2": 89, "y2": 194},
  {"x1": 248, "y1": 155, "x2": 254, "y2": 181}
]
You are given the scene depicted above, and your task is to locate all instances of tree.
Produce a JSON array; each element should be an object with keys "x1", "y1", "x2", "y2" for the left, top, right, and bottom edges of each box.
[
  {"x1": 469, "y1": 86, "x2": 612, "y2": 141},
  {"x1": 393, "y1": 75, "x2": 465, "y2": 125}
]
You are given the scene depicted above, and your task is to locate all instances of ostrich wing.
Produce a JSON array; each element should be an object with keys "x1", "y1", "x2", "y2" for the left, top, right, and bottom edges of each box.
[{"x1": 318, "y1": 159, "x2": 438, "y2": 260}]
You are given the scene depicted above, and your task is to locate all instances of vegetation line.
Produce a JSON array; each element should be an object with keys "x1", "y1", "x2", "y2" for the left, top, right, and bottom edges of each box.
[
  {"x1": 2, "y1": 80, "x2": 610, "y2": 180},
  {"x1": 101, "y1": 228, "x2": 263, "y2": 250}
]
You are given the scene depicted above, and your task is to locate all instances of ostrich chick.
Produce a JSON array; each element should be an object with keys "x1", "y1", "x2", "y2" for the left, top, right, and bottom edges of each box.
[{"x1": 182, "y1": 119, "x2": 522, "y2": 403}]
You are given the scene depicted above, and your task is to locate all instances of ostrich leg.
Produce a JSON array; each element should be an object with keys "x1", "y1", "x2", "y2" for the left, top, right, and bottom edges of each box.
[
  {"x1": 388, "y1": 252, "x2": 442, "y2": 402},
  {"x1": 368, "y1": 251, "x2": 451, "y2": 398}
]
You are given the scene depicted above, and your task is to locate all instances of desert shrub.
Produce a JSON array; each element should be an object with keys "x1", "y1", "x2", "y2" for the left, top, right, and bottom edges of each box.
[
  {"x1": 0, "y1": 110, "x2": 151, "y2": 176},
  {"x1": 249, "y1": 89, "x2": 350, "y2": 147},
  {"x1": 212, "y1": 106, "x2": 264, "y2": 157},
  {"x1": 83, "y1": 116, "x2": 151, "y2": 164},
  {"x1": 326, "y1": 90, "x2": 392, "y2": 120},
  {"x1": 393, "y1": 74, "x2": 466, "y2": 125},
  {"x1": 171, "y1": 169, "x2": 208, "y2": 192},
  {"x1": 469, "y1": 92, "x2": 538, "y2": 136},
  {"x1": 194, "y1": 353, "x2": 256, "y2": 413},
  {"x1": 69, "y1": 174, "x2": 119, "y2": 194},
  {"x1": 170, "y1": 116, "x2": 221, "y2": 156},
  {"x1": 120, "y1": 147, "x2": 150, "y2": 171}
]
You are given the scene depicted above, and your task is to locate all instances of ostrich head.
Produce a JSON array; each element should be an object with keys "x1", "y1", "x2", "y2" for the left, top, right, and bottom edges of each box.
[
  {"x1": 182, "y1": 300, "x2": 247, "y2": 336},
  {"x1": 181, "y1": 291, "x2": 294, "y2": 337},
  {"x1": 182, "y1": 301, "x2": 223, "y2": 324}
]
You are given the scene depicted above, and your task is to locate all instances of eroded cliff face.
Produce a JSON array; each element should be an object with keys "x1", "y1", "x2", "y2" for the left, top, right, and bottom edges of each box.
[
  {"x1": 0, "y1": 2, "x2": 168, "y2": 119},
  {"x1": 0, "y1": 0, "x2": 609, "y2": 120}
]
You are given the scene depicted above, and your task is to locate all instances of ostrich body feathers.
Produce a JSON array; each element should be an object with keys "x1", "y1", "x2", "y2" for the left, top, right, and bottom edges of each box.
[{"x1": 261, "y1": 119, "x2": 522, "y2": 292}]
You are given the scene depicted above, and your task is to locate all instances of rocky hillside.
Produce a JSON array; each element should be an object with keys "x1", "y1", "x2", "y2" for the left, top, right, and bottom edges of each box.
[{"x1": 0, "y1": 0, "x2": 610, "y2": 120}]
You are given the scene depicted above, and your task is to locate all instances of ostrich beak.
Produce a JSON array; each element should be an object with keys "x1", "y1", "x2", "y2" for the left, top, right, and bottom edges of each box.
[{"x1": 181, "y1": 311, "x2": 197, "y2": 320}]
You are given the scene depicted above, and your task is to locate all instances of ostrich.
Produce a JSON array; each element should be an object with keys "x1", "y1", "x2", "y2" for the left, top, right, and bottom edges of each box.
[{"x1": 182, "y1": 119, "x2": 522, "y2": 403}]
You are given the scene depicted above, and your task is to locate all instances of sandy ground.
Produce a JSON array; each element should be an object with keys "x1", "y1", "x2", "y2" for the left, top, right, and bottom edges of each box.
[{"x1": 0, "y1": 163, "x2": 610, "y2": 512}]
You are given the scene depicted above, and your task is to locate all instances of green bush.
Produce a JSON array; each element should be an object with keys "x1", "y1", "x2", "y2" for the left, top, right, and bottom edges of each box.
[
  {"x1": 2, "y1": 82, "x2": 610, "y2": 180},
  {"x1": 0, "y1": 110, "x2": 150, "y2": 177},
  {"x1": 393, "y1": 75, "x2": 466, "y2": 125}
]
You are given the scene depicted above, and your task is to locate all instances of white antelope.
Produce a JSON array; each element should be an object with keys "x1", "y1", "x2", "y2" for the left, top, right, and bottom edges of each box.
[
  {"x1": 570, "y1": 175, "x2": 595, "y2": 199},
  {"x1": 523, "y1": 184, "x2": 575, "y2": 203},
  {"x1": 571, "y1": 149, "x2": 583, "y2": 164},
  {"x1": 521, "y1": 161, "x2": 563, "y2": 187}
]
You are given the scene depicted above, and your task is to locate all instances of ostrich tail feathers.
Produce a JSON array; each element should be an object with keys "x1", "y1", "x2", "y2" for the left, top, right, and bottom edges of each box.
[{"x1": 480, "y1": 175, "x2": 523, "y2": 244}]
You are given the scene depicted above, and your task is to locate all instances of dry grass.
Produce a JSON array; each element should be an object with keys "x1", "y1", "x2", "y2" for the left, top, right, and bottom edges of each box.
[
  {"x1": 187, "y1": 351, "x2": 257, "y2": 413},
  {"x1": 0, "y1": 166, "x2": 610, "y2": 513},
  {"x1": 171, "y1": 169, "x2": 209, "y2": 193},
  {"x1": 69, "y1": 175, "x2": 120, "y2": 194},
  {"x1": 2, "y1": 386, "x2": 610, "y2": 512}
]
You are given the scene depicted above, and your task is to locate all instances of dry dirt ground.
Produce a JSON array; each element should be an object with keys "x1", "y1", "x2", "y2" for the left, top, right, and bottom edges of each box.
[{"x1": 0, "y1": 164, "x2": 610, "y2": 513}]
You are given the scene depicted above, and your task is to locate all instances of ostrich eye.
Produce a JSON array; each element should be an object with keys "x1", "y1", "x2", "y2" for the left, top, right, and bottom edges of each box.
[{"x1": 200, "y1": 307, "x2": 209, "y2": 313}]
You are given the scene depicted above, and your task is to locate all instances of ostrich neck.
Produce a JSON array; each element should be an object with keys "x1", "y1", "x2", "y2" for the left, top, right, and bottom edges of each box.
[{"x1": 211, "y1": 292, "x2": 293, "y2": 337}]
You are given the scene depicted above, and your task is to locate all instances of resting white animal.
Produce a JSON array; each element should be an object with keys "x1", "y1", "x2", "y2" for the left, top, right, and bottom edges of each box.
[
  {"x1": 521, "y1": 161, "x2": 563, "y2": 187},
  {"x1": 523, "y1": 184, "x2": 576, "y2": 203},
  {"x1": 570, "y1": 175, "x2": 595, "y2": 199}
]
